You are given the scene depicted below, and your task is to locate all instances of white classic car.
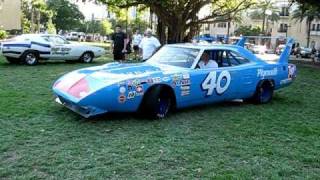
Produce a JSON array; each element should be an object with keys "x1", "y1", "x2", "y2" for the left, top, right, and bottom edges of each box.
[{"x1": 0, "y1": 34, "x2": 105, "y2": 65}]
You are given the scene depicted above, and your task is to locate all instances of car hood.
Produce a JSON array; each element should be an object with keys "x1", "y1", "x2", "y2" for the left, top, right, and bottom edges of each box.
[{"x1": 53, "y1": 62, "x2": 185, "y2": 100}]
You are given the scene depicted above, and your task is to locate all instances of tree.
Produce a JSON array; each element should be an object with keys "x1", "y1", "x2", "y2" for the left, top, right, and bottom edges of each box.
[
  {"x1": 22, "y1": 0, "x2": 52, "y2": 33},
  {"x1": 292, "y1": 4, "x2": 320, "y2": 47},
  {"x1": 234, "y1": 25, "x2": 262, "y2": 36},
  {"x1": 47, "y1": 0, "x2": 85, "y2": 31},
  {"x1": 100, "y1": 0, "x2": 255, "y2": 43},
  {"x1": 250, "y1": 0, "x2": 279, "y2": 34},
  {"x1": 100, "y1": 20, "x2": 114, "y2": 36},
  {"x1": 293, "y1": 0, "x2": 320, "y2": 9}
]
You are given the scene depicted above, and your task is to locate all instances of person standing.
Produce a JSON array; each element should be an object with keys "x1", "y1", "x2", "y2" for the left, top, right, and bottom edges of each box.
[
  {"x1": 139, "y1": 29, "x2": 161, "y2": 60},
  {"x1": 111, "y1": 25, "x2": 128, "y2": 62},
  {"x1": 125, "y1": 29, "x2": 133, "y2": 60},
  {"x1": 132, "y1": 29, "x2": 143, "y2": 60}
]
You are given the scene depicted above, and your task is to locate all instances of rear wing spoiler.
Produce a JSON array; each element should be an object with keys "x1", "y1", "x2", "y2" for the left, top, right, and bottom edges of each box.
[
  {"x1": 235, "y1": 37, "x2": 246, "y2": 47},
  {"x1": 279, "y1": 38, "x2": 294, "y2": 64},
  {"x1": 233, "y1": 36, "x2": 294, "y2": 63}
]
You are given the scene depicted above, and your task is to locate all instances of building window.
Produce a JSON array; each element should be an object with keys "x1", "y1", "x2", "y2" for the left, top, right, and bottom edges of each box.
[
  {"x1": 278, "y1": 23, "x2": 288, "y2": 33},
  {"x1": 317, "y1": 24, "x2": 320, "y2": 31},
  {"x1": 205, "y1": 24, "x2": 210, "y2": 31},
  {"x1": 217, "y1": 23, "x2": 227, "y2": 28},
  {"x1": 280, "y1": 7, "x2": 289, "y2": 16},
  {"x1": 312, "y1": 24, "x2": 316, "y2": 31}
]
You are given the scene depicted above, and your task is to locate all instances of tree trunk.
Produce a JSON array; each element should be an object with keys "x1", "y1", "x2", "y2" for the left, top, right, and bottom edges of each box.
[
  {"x1": 227, "y1": 21, "x2": 231, "y2": 41},
  {"x1": 262, "y1": 10, "x2": 266, "y2": 34},
  {"x1": 37, "y1": 11, "x2": 41, "y2": 33},
  {"x1": 156, "y1": 18, "x2": 166, "y2": 44},
  {"x1": 167, "y1": 26, "x2": 185, "y2": 44},
  {"x1": 31, "y1": 8, "x2": 34, "y2": 33},
  {"x1": 307, "y1": 20, "x2": 311, "y2": 47}
]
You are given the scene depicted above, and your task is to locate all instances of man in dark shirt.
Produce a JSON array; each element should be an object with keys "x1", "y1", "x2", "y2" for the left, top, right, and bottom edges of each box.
[{"x1": 111, "y1": 25, "x2": 128, "y2": 62}]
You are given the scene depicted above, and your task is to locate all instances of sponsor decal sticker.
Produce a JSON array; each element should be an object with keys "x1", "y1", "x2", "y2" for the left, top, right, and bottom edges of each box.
[
  {"x1": 119, "y1": 86, "x2": 126, "y2": 94},
  {"x1": 162, "y1": 77, "x2": 170, "y2": 82},
  {"x1": 127, "y1": 91, "x2": 136, "y2": 99},
  {"x1": 182, "y1": 73, "x2": 190, "y2": 79},
  {"x1": 118, "y1": 95, "x2": 126, "y2": 103},
  {"x1": 136, "y1": 85, "x2": 144, "y2": 93},
  {"x1": 181, "y1": 85, "x2": 190, "y2": 91},
  {"x1": 152, "y1": 77, "x2": 161, "y2": 83},
  {"x1": 257, "y1": 68, "x2": 278, "y2": 78},
  {"x1": 172, "y1": 74, "x2": 181, "y2": 81}
]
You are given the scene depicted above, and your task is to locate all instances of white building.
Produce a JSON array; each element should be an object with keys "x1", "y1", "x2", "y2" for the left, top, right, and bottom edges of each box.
[{"x1": 200, "y1": 0, "x2": 320, "y2": 49}]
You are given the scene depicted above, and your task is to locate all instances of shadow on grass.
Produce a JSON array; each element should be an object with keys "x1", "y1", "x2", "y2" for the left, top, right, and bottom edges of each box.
[{"x1": 71, "y1": 100, "x2": 250, "y2": 124}]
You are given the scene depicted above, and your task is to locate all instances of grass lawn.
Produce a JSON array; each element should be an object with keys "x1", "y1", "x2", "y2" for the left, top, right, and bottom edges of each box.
[{"x1": 0, "y1": 55, "x2": 319, "y2": 179}]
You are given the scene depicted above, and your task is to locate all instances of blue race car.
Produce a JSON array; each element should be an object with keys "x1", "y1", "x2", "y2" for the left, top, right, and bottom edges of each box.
[{"x1": 52, "y1": 38, "x2": 297, "y2": 118}]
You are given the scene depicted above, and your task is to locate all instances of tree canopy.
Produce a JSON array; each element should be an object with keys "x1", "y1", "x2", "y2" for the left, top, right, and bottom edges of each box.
[
  {"x1": 47, "y1": 0, "x2": 85, "y2": 31},
  {"x1": 99, "y1": 0, "x2": 255, "y2": 43}
]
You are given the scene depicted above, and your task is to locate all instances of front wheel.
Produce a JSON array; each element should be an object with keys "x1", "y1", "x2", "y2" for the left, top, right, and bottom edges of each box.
[
  {"x1": 140, "y1": 86, "x2": 173, "y2": 119},
  {"x1": 252, "y1": 81, "x2": 274, "y2": 104},
  {"x1": 80, "y1": 52, "x2": 94, "y2": 63}
]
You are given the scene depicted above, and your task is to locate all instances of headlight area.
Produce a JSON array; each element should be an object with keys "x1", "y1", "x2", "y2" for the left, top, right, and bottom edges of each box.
[{"x1": 55, "y1": 96, "x2": 107, "y2": 118}]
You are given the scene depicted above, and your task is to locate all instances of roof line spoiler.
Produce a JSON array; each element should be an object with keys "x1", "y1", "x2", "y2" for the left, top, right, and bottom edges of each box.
[
  {"x1": 235, "y1": 37, "x2": 246, "y2": 47},
  {"x1": 279, "y1": 38, "x2": 294, "y2": 64}
]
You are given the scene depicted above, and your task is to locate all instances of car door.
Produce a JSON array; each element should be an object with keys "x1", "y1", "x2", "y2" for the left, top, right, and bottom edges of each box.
[
  {"x1": 179, "y1": 50, "x2": 242, "y2": 107},
  {"x1": 47, "y1": 36, "x2": 71, "y2": 60}
]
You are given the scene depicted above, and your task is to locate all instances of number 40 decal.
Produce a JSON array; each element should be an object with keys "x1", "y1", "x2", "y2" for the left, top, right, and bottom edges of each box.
[{"x1": 202, "y1": 71, "x2": 231, "y2": 96}]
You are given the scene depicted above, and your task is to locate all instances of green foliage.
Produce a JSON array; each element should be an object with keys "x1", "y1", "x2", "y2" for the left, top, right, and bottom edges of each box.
[
  {"x1": 47, "y1": 0, "x2": 85, "y2": 31},
  {"x1": 250, "y1": 0, "x2": 280, "y2": 22},
  {"x1": 100, "y1": 20, "x2": 114, "y2": 36},
  {"x1": 0, "y1": 29, "x2": 7, "y2": 39},
  {"x1": 22, "y1": 0, "x2": 53, "y2": 33},
  {"x1": 100, "y1": 0, "x2": 255, "y2": 42},
  {"x1": 234, "y1": 26, "x2": 262, "y2": 36}
]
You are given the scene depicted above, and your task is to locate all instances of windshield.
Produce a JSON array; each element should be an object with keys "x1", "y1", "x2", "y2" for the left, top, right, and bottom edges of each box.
[{"x1": 147, "y1": 46, "x2": 200, "y2": 68}]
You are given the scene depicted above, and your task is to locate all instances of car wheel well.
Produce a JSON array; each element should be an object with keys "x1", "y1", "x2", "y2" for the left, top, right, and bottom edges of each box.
[
  {"x1": 139, "y1": 84, "x2": 177, "y2": 112},
  {"x1": 258, "y1": 79, "x2": 275, "y2": 90},
  {"x1": 82, "y1": 51, "x2": 94, "y2": 58},
  {"x1": 22, "y1": 50, "x2": 40, "y2": 58}
]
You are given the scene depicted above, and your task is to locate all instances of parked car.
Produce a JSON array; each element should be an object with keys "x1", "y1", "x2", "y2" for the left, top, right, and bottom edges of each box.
[
  {"x1": 0, "y1": 34, "x2": 105, "y2": 65},
  {"x1": 296, "y1": 47, "x2": 312, "y2": 58},
  {"x1": 276, "y1": 44, "x2": 286, "y2": 55},
  {"x1": 66, "y1": 32, "x2": 80, "y2": 41},
  {"x1": 52, "y1": 38, "x2": 296, "y2": 118},
  {"x1": 193, "y1": 34, "x2": 216, "y2": 43}
]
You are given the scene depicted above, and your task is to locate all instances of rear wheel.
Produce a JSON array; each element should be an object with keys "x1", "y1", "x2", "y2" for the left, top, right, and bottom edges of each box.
[
  {"x1": 80, "y1": 52, "x2": 94, "y2": 63},
  {"x1": 22, "y1": 51, "x2": 39, "y2": 65},
  {"x1": 252, "y1": 81, "x2": 274, "y2": 104},
  {"x1": 140, "y1": 85, "x2": 174, "y2": 119},
  {"x1": 6, "y1": 57, "x2": 20, "y2": 64}
]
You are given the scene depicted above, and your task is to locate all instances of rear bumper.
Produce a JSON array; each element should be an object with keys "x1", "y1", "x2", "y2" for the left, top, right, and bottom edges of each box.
[{"x1": 55, "y1": 96, "x2": 107, "y2": 118}]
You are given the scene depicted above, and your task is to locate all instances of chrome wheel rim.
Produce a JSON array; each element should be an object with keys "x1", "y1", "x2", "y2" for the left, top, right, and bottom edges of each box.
[
  {"x1": 83, "y1": 53, "x2": 92, "y2": 63},
  {"x1": 26, "y1": 53, "x2": 36, "y2": 64}
]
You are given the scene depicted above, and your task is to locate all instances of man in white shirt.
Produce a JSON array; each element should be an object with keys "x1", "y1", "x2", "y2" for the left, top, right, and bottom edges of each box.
[
  {"x1": 198, "y1": 52, "x2": 218, "y2": 69},
  {"x1": 139, "y1": 29, "x2": 161, "y2": 60},
  {"x1": 132, "y1": 29, "x2": 142, "y2": 60}
]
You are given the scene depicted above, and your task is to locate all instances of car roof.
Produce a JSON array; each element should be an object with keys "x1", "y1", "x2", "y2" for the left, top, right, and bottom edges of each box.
[
  {"x1": 166, "y1": 43, "x2": 243, "y2": 51},
  {"x1": 166, "y1": 43, "x2": 267, "y2": 64}
]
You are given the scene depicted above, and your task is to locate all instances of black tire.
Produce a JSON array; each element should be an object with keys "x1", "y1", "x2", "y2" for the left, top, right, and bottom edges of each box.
[
  {"x1": 21, "y1": 51, "x2": 39, "y2": 65},
  {"x1": 140, "y1": 85, "x2": 173, "y2": 119},
  {"x1": 252, "y1": 81, "x2": 274, "y2": 104},
  {"x1": 5, "y1": 57, "x2": 20, "y2": 64},
  {"x1": 80, "y1": 52, "x2": 94, "y2": 63}
]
